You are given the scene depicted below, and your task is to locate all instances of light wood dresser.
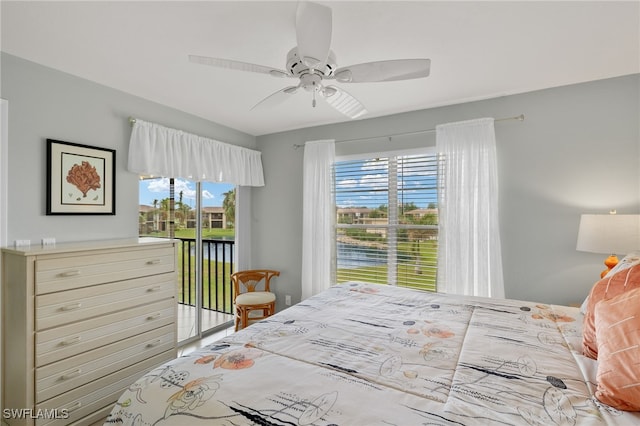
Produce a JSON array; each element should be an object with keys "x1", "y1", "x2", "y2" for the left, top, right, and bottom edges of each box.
[{"x1": 1, "y1": 238, "x2": 178, "y2": 425}]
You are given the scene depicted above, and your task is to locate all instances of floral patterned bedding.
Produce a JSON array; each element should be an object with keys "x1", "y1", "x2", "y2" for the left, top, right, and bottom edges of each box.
[{"x1": 106, "y1": 282, "x2": 640, "y2": 425}]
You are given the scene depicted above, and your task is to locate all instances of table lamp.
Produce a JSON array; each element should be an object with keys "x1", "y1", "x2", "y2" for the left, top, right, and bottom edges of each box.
[{"x1": 576, "y1": 212, "x2": 640, "y2": 277}]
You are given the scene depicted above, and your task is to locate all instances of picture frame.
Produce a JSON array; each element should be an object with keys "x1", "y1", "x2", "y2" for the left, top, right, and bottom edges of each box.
[{"x1": 46, "y1": 139, "x2": 116, "y2": 215}]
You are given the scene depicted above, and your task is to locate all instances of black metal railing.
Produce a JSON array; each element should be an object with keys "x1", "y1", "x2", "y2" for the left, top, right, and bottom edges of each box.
[{"x1": 176, "y1": 238, "x2": 235, "y2": 314}]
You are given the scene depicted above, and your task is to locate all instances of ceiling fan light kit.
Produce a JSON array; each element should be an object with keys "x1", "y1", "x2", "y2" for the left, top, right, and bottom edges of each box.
[{"x1": 189, "y1": 1, "x2": 430, "y2": 119}]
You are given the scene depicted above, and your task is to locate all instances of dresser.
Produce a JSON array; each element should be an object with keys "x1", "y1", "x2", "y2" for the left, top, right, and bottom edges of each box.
[{"x1": 1, "y1": 238, "x2": 178, "y2": 425}]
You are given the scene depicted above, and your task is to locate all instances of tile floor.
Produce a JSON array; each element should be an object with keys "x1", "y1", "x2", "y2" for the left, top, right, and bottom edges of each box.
[{"x1": 177, "y1": 303, "x2": 234, "y2": 343}]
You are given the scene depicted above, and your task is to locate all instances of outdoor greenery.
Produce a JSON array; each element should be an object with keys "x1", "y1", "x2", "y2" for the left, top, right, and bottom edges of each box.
[
  {"x1": 175, "y1": 228, "x2": 235, "y2": 239},
  {"x1": 175, "y1": 239, "x2": 235, "y2": 313},
  {"x1": 139, "y1": 188, "x2": 236, "y2": 235},
  {"x1": 222, "y1": 188, "x2": 236, "y2": 228},
  {"x1": 337, "y1": 203, "x2": 438, "y2": 292},
  {"x1": 142, "y1": 228, "x2": 234, "y2": 240},
  {"x1": 344, "y1": 227, "x2": 385, "y2": 242},
  {"x1": 337, "y1": 239, "x2": 438, "y2": 291}
]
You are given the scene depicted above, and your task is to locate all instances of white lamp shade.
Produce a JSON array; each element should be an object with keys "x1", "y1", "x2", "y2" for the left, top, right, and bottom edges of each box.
[{"x1": 576, "y1": 214, "x2": 640, "y2": 255}]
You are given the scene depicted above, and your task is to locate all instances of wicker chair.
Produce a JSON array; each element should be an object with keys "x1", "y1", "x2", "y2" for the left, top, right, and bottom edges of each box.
[{"x1": 231, "y1": 269, "x2": 280, "y2": 331}]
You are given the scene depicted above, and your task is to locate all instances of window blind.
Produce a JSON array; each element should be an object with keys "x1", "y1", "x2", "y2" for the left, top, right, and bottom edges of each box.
[{"x1": 334, "y1": 152, "x2": 439, "y2": 291}]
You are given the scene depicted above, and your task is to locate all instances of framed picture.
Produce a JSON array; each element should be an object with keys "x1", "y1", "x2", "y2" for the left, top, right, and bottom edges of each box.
[{"x1": 46, "y1": 139, "x2": 116, "y2": 215}]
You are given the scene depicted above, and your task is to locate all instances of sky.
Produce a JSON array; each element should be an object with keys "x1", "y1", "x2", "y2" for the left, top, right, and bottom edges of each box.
[
  {"x1": 335, "y1": 156, "x2": 437, "y2": 209},
  {"x1": 139, "y1": 178, "x2": 234, "y2": 208}
]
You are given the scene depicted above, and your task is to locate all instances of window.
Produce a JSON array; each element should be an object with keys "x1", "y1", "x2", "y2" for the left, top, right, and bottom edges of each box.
[{"x1": 334, "y1": 149, "x2": 439, "y2": 291}]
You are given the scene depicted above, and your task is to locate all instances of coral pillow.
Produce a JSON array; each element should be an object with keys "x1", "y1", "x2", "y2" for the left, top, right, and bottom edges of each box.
[
  {"x1": 580, "y1": 253, "x2": 640, "y2": 314},
  {"x1": 594, "y1": 288, "x2": 640, "y2": 411},
  {"x1": 582, "y1": 264, "x2": 640, "y2": 359}
]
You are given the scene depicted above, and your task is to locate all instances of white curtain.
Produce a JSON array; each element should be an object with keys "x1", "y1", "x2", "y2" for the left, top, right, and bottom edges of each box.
[
  {"x1": 301, "y1": 139, "x2": 335, "y2": 300},
  {"x1": 436, "y1": 118, "x2": 504, "y2": 298},
  {"x1": 128, "y1": 119, "x2": 264, "y2": 186}
]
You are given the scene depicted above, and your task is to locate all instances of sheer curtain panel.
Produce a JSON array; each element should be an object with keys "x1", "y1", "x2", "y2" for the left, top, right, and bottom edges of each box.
[
  {"x1": 128, "y1": 119, "x2": 264, "y2": 186},
  {"x1": 302, "y1": 140, "x2": 336, "y2": 300},
  {"x1": 436, "y1": 118, "x2": 504, "y2": 298}
]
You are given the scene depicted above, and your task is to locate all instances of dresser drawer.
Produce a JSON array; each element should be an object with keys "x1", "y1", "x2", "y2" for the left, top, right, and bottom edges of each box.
[
  {"x1": 36, "y1": 325, "x2": 175, "y2": 402},
  {"x1": 35, "y1": 246, "x2": 175, "y2": 294},
  {"x1": 36, "y1": 299, "x2": 175, "y2": 367},
  {"x1": 36, "y1": 273, "x2": 175, "y2": 330},
  {"x1": 36, "y1": 350, "x2": 174, "y2": 426}
]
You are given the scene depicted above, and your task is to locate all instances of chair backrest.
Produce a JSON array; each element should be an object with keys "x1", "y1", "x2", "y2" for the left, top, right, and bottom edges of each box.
[{"x1": 231, "y1": 269, "x2": 280, "y2": 300}]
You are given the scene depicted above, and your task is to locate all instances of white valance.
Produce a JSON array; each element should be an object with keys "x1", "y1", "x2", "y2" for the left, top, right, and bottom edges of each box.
[{"x1": 128, "y1": 119, "x2": 264, "y2": 186}]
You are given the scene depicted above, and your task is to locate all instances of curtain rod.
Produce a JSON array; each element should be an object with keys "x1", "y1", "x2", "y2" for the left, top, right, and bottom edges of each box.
[{"x1": 292, "y1": 114, "x2": 525, "y2": 149}]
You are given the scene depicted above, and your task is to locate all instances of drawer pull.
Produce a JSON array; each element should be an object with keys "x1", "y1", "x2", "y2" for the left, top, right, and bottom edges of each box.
[
  {"x1": 65, "y1": 401, "x2": 82, "y2": 413},
  {"x1": 147, "y1": 285, "x2": 162, "y2": 292},
  {"x1": 146, "y1": 259, "x2": 161, "y2": 265},
  {"x1": 58, "y1": 270, "x2": 81, "y2": 278},
  {"x1": 146, "y1": 339, "x2": 163, "y2": 348},
  {"x1": 60, "y1": 336, "x2": 81, "y2": 346},
  {"x1": 146, "y1": 313, "x2": 161, "y2": 320},
  {"x1": 60, "y1": 302, "x2": 82, "y2": 311},
  {"x1": 61, "y1": 369, "x2": 82, "y2": 380}
]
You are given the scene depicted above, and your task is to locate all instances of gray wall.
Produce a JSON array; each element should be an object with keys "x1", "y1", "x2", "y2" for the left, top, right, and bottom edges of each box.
[
  {"x1": 1, "y1": 53, "x2": 256, "y2": 244},
  {"x1": 254, "y1": 74, "x2": 640, "y2": 307}
]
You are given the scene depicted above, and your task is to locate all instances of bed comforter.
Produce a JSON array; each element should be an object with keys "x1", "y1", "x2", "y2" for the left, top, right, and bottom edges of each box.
[{"x1": 106, "y1": 282, "x2": 640, "y2": 425}]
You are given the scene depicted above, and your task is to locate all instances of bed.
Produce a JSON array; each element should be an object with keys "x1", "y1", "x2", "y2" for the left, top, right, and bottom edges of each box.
[{"x1": 105, "y1": 282, "x2": 640, "y2": 425}]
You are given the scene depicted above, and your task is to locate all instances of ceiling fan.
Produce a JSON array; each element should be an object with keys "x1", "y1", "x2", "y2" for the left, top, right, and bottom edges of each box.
[{"x1": 189, "y1": 1, "x2": 431, "y2": 119}]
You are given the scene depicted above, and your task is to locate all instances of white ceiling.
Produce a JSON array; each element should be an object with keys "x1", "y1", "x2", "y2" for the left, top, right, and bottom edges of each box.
[{"x1": 1, "y1": 1, "x2": 638, "y2": 136}]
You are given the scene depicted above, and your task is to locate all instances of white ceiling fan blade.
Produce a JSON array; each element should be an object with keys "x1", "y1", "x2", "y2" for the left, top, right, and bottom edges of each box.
[
  {"x1": 251, "y1": 86, "x2": 299, "y2": 111},
  {"x1": 188, "y1": 55, "x2": 290, "y2": 78},
  {"x1": 333, "y1": 59, "x2": 431, "y2": 83},
  {"x1": 296, "y1": 1, "x2": 332, "y2": 68},
  {"x1": 323, "y1": 85, "x2": 367, "y2": 119}
]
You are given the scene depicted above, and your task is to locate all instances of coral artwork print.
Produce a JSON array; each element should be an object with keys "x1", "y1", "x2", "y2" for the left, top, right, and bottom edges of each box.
[
  {"x1": 66, "y1": 161, "x2": 101, "y2": 197},
  {"x1": 59, "y1": 150, "x2": 106, "y2": 206},
  {"x1": 47, "y1": 139, "x2": 114, "y2": 214}
]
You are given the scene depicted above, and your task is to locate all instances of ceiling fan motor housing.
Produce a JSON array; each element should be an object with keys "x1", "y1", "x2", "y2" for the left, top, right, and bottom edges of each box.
[{"x1": 286, "y1": 47, "x2": 336, "y2": 79}]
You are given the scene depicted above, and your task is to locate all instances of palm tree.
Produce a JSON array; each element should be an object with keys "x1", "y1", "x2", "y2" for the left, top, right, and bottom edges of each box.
[
  {"x1": 179, "y1": 201, "x2": 191, "y2": 229},
  {"x1": 222, "y1": 188, "x2": 236, "y2": 228},
  {"x1": 406, "y1": 212, "x2": 438, "y2": 274},
  {"x1": 152, "y1": 199, "x2": 159, "y2": 232},
  {"x1": 159, "y1": 198, "x2": 172, "y2": 232}
]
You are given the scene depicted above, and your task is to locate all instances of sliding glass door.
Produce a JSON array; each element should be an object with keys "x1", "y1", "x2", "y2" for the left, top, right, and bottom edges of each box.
[{"x1": 139, "y1": 177, "x2": 235, "y2": 344}]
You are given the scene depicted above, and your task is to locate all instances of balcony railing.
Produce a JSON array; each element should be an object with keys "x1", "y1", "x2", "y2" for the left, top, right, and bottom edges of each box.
[{"x1": 176, "y1": 237, "x2": 235, "y2": 314}]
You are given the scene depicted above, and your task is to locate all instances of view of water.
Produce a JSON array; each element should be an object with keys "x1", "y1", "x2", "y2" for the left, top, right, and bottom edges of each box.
[{"x1": 337, "y1": 242, "x2": 387, "y2": 269}]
